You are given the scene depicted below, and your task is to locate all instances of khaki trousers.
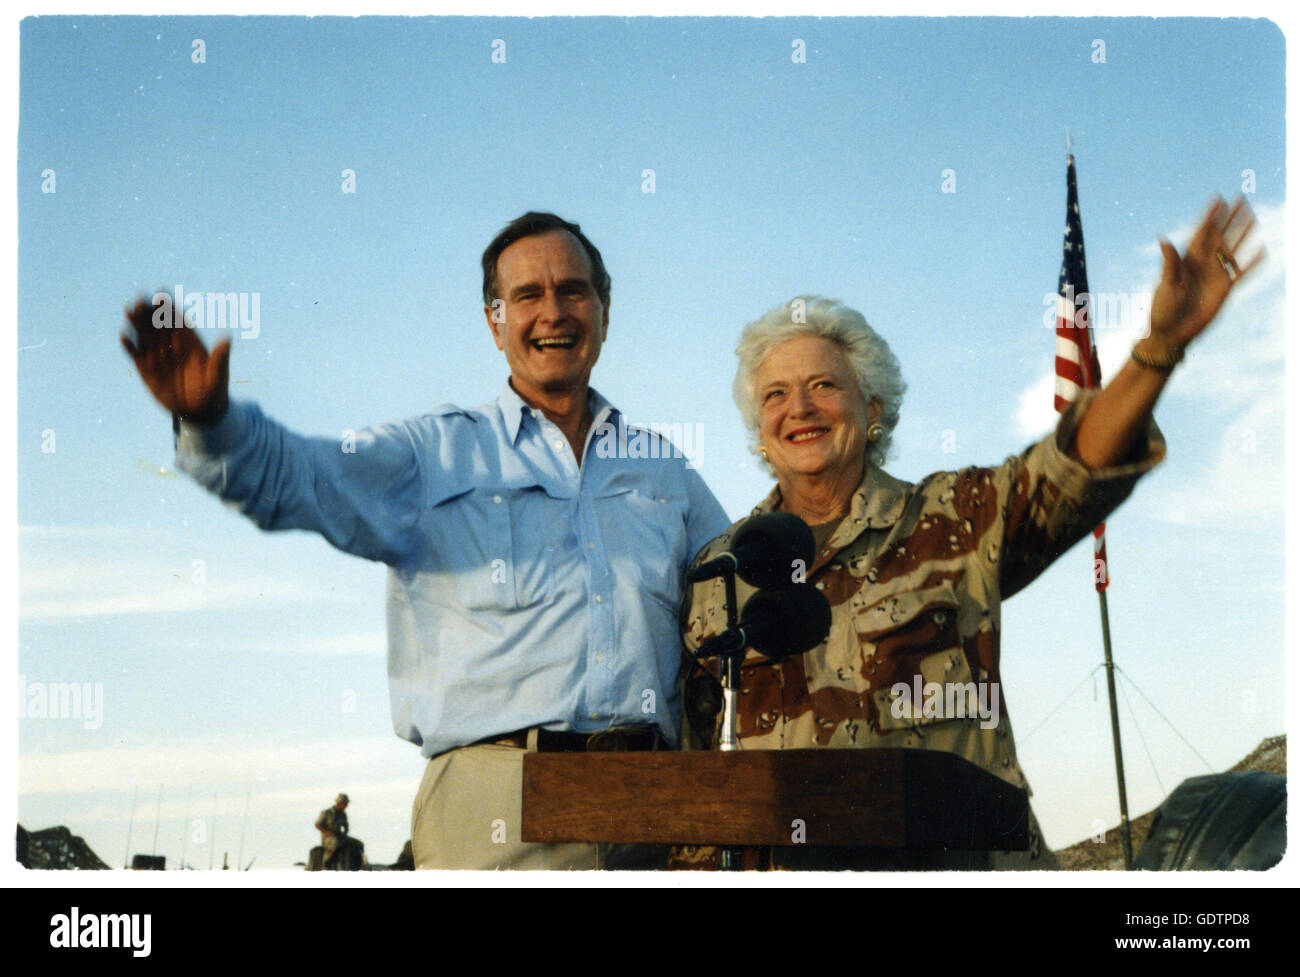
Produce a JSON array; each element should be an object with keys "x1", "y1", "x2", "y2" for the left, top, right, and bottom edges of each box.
[
  {"x1": 411, "y1": 734, "x2": 600, "y2": 870},
  {"x1": 411, "y1": 733, "x2": 670, "y2": 871}
]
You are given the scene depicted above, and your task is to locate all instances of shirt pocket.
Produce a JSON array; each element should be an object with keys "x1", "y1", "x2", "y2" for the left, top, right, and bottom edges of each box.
[
  {"x1": 852, "y1": 585, "x2": 975, "y2": 733},
  {"x1": 505, "y1": 485, "x2": 567, "y2": 608},
  {"x1": 429, "y1": 481, "x2": 570, "y2": 612},
  {"x1": 595, "y1": 486, "x2": 686, "y2": 613},
  {"x1": 428, "y1": 486, "x2": 517, "y2": 611}
]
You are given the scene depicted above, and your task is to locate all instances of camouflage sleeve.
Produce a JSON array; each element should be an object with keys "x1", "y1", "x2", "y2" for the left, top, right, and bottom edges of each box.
[
  {"x1": 678, "y1": 529, "x2": 736, "y2": 659},
  {"x1": 971, "y1": 388, "x2": 1166, "y2": 600},
  {"x1": 677, "y1": 529, "x2": 736, "y2": 750}
]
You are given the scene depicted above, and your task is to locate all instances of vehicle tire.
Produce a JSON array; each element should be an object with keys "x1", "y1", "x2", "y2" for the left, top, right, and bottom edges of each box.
[{"x1": 1134, "y1": 771, "x2": 1285, "y2": 871}]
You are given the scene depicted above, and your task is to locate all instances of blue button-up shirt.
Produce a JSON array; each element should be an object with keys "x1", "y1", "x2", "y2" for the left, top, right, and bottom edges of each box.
[{"x1": 175, "y1": 382, "x2": 730, "y2": 757}]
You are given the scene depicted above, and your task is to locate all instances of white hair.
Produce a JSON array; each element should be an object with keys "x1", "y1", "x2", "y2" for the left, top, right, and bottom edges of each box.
[{"x1": 732, "y1": 295, "x2": 906, "y2": 470}]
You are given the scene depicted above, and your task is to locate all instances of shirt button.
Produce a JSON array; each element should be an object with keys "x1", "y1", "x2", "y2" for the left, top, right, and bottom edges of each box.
[
  {"x1": 596, "y1": 653, "x2": 606, "y2": 663},
  {"x1": 588, "y1": 542, "x2": 596, "y2": 550},
  {"x1": 595, "y1": 594, "x2": 604, "y2": 603},
  {"x1": 589, "y1": 712, "x2": 599, "y2": 720},
  {"x1": 492, "y1": 495, "x2": 502, "y2": 504},
  {"x1": 553, "y1": 440, "x2": 564, "y2": 451}
]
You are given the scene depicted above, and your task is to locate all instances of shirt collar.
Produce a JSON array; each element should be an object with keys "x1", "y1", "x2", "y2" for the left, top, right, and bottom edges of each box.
[
  {"x1": 750, "y1": 462, "x2": 913, "y2": 533},
  {"x1": 498, "y1": 380, "x2": 615, "y2": 444}
]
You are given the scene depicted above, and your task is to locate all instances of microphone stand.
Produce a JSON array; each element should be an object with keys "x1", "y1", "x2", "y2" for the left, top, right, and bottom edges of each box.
[
  {"x1": 718, "y1": 569, "x2": 740, "y2": 753},
  {"x1": 687, "y1": 514, "x2": 824, "y2": 871},
  {"x1": 718, "y1": 569, "x2": 742, "y2": 871}
]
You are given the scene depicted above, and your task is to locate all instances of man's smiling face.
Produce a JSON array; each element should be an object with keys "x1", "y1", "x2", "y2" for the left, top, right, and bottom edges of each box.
[{"x1": 485, "y1": 229, "x2": 608, "y2": 404}]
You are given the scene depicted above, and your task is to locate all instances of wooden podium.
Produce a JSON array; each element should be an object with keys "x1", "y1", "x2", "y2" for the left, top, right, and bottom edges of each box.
[{"x1": 522, "y1": 748, "x2": 1028, "y2": 851}]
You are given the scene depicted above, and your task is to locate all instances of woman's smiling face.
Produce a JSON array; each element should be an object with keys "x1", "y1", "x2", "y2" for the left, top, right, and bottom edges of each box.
[{"x1": 755, "y1": 334, "x2": 878, "y2": 486}]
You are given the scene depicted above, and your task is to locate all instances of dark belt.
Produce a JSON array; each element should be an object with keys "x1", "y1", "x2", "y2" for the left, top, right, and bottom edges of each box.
[{"x1": 482, "y1": 726, "x2": 664, "y2": 753}]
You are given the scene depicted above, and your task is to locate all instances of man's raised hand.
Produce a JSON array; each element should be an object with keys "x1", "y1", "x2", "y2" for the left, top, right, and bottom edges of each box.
[{"x1": 121, "y1": 293, "x2": 231, "y2": 425}]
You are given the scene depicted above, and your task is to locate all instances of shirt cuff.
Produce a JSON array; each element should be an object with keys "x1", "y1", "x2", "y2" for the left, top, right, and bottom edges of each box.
[
  {"x1": 1045, "y1": 388, "x2": 1167, "y2": 502},
  {"x1": 175, "y1": 400, "x2": 250, "y2": 458}
]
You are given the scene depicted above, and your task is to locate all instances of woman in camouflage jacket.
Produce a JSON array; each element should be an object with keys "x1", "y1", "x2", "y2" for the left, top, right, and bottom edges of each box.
[{"x1": 679, "y1": 199, "x2": 1259, "y2": 870}]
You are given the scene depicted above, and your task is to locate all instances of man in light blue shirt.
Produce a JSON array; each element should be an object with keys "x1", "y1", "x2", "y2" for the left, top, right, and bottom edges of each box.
[{"x1": 123, "y1": 212, "x2": 729, "y2": 868}]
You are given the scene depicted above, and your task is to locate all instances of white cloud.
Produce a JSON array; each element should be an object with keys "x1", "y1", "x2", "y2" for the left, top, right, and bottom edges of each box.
[
  {"x1": 47, "y1": 777, "x2": 421, "y2": 826},
  {"x1": 19, "y1": 526, "x2": 322, "y2": 619},
  {"x1": 19, "y1": 568, "x2": 320, "y2": 619},
  {"x1": 19, "y1": 734, "x2": 416, "y2": 797},
  {"x1": 18, "y1": 526, "x2": 137, "y2": 540},
  {"x1": 1144, "y1": 372, "x2": 1285, "y2": 529},
  {"x1": 166, "y1": 631, "x2": 386, "y2": 656},
  {"x1": 1013, "y1": 370, "x2": 1058, "y2": 442}
]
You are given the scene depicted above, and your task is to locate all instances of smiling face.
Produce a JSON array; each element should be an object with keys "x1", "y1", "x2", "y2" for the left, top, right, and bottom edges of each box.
[
  {"x1": 484, "y1": 229, "x2": 609, "y2": 405},
  {"x1": 755, "y1": 334, "x2": 881, "y2": 490}
]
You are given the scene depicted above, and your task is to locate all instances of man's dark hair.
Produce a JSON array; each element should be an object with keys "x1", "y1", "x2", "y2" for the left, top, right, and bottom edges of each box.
[{"x1": 481, "y1": 212, "x2": 611, "y2": 310}]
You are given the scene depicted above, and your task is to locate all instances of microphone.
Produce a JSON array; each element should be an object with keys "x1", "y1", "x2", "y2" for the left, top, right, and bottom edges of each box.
[
  {"x1": 686, "y1": 512, "x2": 815, "y2": 590},
  {"x1": 696, "y1": 585, "x2": 832, "y2": 664}
]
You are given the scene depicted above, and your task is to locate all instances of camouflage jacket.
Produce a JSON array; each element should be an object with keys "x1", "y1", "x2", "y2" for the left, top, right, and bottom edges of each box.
[{"x1": 680, "y1": 391, "x2": 1165, "y2": 801}]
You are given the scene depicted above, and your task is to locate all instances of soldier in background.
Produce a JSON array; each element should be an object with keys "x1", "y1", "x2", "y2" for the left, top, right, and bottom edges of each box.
[{"x1": 315, "y1": 793, "x2": 349, "y2": 868}]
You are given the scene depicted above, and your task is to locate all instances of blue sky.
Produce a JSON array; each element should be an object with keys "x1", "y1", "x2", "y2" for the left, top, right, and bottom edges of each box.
[{"x1": 10, "y1": 12, "x2": 1290, "y2": 878}]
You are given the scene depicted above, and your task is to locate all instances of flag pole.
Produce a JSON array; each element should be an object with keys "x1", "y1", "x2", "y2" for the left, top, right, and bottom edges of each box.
[
  {"x1": 1098, "y1": 586, "x2": 1134, "y2": 869},
  {"x1": 1054, "y1": 143, "x2": 1134, "y2": 869}
]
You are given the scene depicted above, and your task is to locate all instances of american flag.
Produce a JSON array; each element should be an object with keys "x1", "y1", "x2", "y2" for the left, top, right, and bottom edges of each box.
[{"x1": 1054, "y1": 153, "x2": 1109, "y2": 591}]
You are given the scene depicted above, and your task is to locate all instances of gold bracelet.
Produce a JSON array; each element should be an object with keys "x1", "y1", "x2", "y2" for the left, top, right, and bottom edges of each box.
[{"x1": 1131, "y1": 338, "x2": 1185, "y2": 376}]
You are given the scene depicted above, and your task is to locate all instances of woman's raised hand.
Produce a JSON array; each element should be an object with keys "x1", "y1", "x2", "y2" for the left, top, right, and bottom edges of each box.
[{"x1": 1149, "y1": 196, "x2": 1263, "y2": 349}]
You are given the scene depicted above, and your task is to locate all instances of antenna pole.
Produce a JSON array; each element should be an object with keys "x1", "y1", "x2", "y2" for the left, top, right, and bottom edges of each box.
[
  {"x1": 209, "y1": 792, "x2": 218, "y2": 871},
  {"x1": 236, "y1": 790, "x2": 251, "y2": 873},
  {"x1": 123, "y1": 784, "x2": 138, "y2": 869},
  {"x1": 180, "y1": 782, "x2": 193, "y2": 870},
  {"x1": 151, "y1": 784, "x2": 162, "y2": 858}
]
